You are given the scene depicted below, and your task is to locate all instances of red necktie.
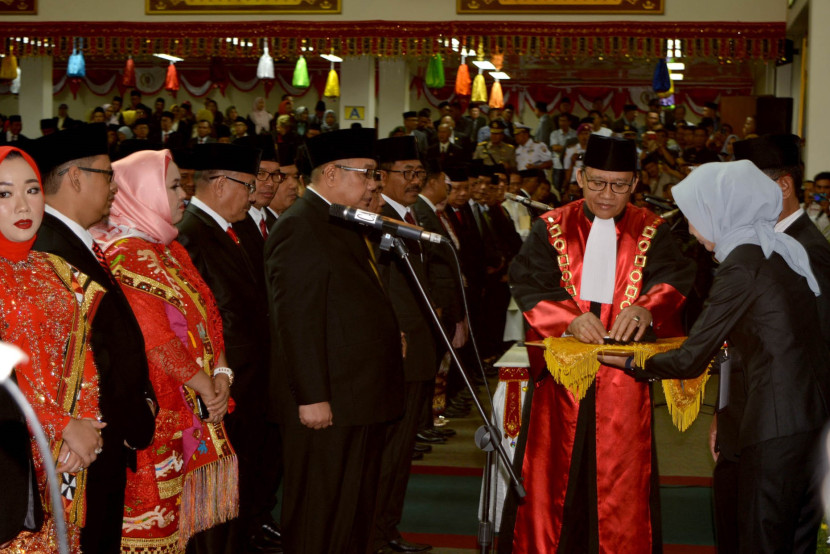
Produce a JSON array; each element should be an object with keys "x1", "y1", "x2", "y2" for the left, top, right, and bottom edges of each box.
[
  {"x1": 91, "y1": 241, "x2": 119, "y2": 287},
  {"x1": 259, "y1": 218, "x2": 268, "y2": 238},
  {"x1": 405, "y1": 211, "x2": 417, "y2": 226},
  {"x1": 226, "y1": 226, "x2": 240, "y2": 245}
]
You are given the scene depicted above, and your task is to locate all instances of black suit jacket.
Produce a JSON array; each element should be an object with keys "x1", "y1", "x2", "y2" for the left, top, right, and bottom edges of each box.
[
  {"x1": 425, "y1": 142, "x2": 466, "y2": 169},
  {"x1": 445, "y1": 203, "x2": 486, "y2": 295},
  {"x1": 265, "y1": 192, "x2": 404, "y2": 425},
  {"x1": 373, "y1": 204, "x2": 437, "y2": 382},
  {"x1": 33, "y1": 213, "x2": 156, "y2": 467},
  {"x1": 412, "y1": 197, "x2": 464, "y2": 326},
  {"x1": 176, "y1": 203, "x2": 271, "y2": 416},
  {"x1": 645, "y1": 244, "x2": 830, "y2": 448},
  {"x1": 717, "y1": 212, "x2": 830, "y2": 460},
  {"x1": 235, "y1": 212, "x2": 266, "y2": 278}
]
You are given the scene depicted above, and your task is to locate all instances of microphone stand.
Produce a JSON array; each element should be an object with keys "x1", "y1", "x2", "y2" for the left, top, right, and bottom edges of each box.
[{"x1": 379, "y1": 234, "x2": 526, "y2": 554}]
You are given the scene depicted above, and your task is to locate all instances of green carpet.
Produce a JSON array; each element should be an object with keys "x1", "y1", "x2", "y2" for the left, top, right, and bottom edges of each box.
[{"x1": 400, "y1": 473, "x2": 716, "y2": 547}]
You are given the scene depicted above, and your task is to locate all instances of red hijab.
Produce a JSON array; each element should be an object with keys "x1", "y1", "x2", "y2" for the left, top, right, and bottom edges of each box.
[{"x1": 0, "y1": 146, "x2": 43, "y2": 262}]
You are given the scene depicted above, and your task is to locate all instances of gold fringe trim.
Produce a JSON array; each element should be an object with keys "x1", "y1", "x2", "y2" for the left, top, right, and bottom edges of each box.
[
  {"x1": 177, "y1": 454, "x2": 239, "y2": 549},
  {"x1": 661, "y1": 370, "x2": 711, "y2": 432},
  {"x1": 543, "y1": 336, "x2": 712, "y2": 431}
]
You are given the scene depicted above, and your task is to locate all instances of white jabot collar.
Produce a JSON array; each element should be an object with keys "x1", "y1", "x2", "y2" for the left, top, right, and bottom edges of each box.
[{"x1": 580, "y1": 216, "x2": 617, "y2": 305}]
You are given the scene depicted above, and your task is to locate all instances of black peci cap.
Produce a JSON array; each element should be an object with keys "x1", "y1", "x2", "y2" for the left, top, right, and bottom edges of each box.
[
  {"x1": 23, "y1": 123, "x2": 109, "y2": 175},
  {"x1": 305, "y1": 128, "x2": 377, "y2": 169},
  {"x1": 583, "y1": 135, "x2": 637, "y2": 173},
  {"x1": 375, "y1": 136, "x2": 419, "y2": 164},
  {"x1": 733, "y1": 134, "x2": 801, "y2": 170},
  {"x1": 192, "y1": 143, "x2": 261, "y2": 175}
]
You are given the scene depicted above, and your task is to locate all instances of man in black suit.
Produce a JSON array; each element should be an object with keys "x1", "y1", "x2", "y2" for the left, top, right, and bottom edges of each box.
[
  {"x1": 265, "y1": 128, "x2": 404, "y2": 553},
  {"x1": 707, "y1": 134, "x2": 830, "y2": 553},
  {"x1": 2, "y1": 115, "x2": 29, "y2": 144},
  {"x1": 26, "y1": 123, "x2": 157, "y2": 553},
  {"x1": 176, "y1": 143, "x2": 276, "y2": 553},
  {"x1": 426, "y1": 124, "x2": 465, "y2": 168},
  {"x1": 412, "y1": 164, "x2": 466, "y2": 351},
  {"x1": 189, "y1": 120, "x2": 217, "y2": 147},
  {"x1": 233, "y1": 134, "x2": 278, "y2": 272},
  {"x1": 265, "y1": 143, "x2": 300, "y2": 229},
  {"x1": 153, "y1": 111, "x2": 187, "y2": 149},
  {"x1": 372, "y1": 137, "x2": 437, "y2": 553}
]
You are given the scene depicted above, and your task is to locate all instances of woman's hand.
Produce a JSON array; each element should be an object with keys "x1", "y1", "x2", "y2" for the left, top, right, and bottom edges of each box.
[
  {"x1": 61, "y1": 418, "x2": 106, "y2": 469},
  {"x1": 206, "y1": 374, "x2": 230, "y2": 422}
]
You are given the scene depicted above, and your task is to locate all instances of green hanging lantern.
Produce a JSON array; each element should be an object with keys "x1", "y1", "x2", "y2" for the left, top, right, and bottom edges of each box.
[
  {"x1": 425, "y1": 54, "x2": 445, "y2": 89},
  {"x1": 292, "y1": 56, "x2": 310, "y2": 88}
]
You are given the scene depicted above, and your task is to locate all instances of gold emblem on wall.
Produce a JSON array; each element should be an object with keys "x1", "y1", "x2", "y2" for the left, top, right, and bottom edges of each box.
[
  {"x1": 0, "y1": 0, "x2": 36, "y2": 14},
  {"x1": 457, "y1": 0, "x2": 663, "y2": 14},
  {"x1": 147, "y1": 0, "x2": 340, "y2": 15}
]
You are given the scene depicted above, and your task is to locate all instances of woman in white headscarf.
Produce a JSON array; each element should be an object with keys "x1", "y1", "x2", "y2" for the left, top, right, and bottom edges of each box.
[
  {"x1": 248, "y1": 96, "x2": 272, "y2": 135},
  {"x1": 601, "y1": 160, "x2": 829, "y2": 554}
]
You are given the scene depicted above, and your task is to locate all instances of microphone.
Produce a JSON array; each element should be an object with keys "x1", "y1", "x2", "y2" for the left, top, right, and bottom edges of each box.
[
  {"x1": 643, "y1": 194, "x2": 676, "y2": 212},
  {"x1": 329, "y1": 204, "x2": 447, "y2": 244},
  {"x1": 504, "y1": 192, "x2": 554, "y2": 212}
]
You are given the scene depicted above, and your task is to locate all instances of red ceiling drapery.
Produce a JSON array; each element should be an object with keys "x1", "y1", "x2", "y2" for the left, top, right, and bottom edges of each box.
[{"x1": 0, "y1": 21, "x2": 785, "y2": 62}]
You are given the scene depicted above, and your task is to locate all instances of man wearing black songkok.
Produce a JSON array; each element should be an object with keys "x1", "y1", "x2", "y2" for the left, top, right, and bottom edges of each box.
[
  {"x1": 265, "y1": 129, "x2": 405, "y2": 553},
  {"x1": 508, "y1": 134, "x2": 693, "y2": 553},
  {"x1": 26, "y1": 123, "x2": 157, "y2": 553},
  {"x1": 175, "y1": 143, "x2": 275, "y2": 553}
]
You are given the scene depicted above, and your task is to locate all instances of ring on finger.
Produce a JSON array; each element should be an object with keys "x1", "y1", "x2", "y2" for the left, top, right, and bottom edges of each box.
[{"x1": 632, "y1": 315, "x2": 641, "y2": 323}]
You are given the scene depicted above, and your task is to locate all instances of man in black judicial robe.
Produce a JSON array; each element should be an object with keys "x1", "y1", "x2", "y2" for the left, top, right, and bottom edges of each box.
[
  {"x1": 26, "y1": 123, "x2": 157, "y2": 553},
  {"x1": 265, "y1": 128, "x2": 405, "y2": 554},
  {"x1": 708, "y1": 135, "x2": 830, "y2": 552},
  {"x1": 372, "y1": 137, "x2": 437, "y2": 554},
  {"x1": 176, "y1": 143, "x2": 275, "y2": 553}
]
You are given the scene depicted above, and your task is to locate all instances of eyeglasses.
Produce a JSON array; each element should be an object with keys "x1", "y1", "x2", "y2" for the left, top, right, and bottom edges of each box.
[
  {"x1": 387, "y1": 169, "x2": 427, "y2": 181},
  {"x1": 334, "y1": 165, "x2": 386, "y2": 182},
  {"x1": 582, "y1": 172, "x2": 634, "y2": 194},
  {"x1": 210, "y1": 174, "x2": 256, "y2": 194},
  {"x1": 256, "y1": 169, "x2": 286, "y2": 184},
  {"x1": 58, "y1": 166, "x2": 114, "y2": 184}
]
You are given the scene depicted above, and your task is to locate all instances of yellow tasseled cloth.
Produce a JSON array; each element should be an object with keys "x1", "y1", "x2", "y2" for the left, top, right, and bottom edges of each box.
[{"x1": 541, "y1": 336, "x2": 711, "y2": 432}]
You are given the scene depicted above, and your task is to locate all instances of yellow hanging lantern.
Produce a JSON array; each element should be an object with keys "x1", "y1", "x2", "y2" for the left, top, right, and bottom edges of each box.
[
  {"x1": 324, "y1": 62, "x2": 340, "y2": 97},
  {"x1": 0, "y1": 52, "x2": 18, "y2": 81}
]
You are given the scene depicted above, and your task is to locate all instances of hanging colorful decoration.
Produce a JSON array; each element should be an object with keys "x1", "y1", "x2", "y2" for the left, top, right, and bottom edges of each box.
[
  {"x1": 425, "y1": 54, "x2": 445, "y2": 89},
  {"x1": 67, "y1": 38, "x2": 86, "y2": 78},
  {"x1": 455, "y1": 46, "x2": 471, "y2": 97},
  {"x1": 292, "y1": 55, "x2": 310, "y2": 88},
  {"x1": 257, "y1": 39, "x2": 275, "y2": 80},
  {"x1": 324, "y1": 62, "x2": 340, "y2": 97},
  {"x1": 0, "y1": 50, "x2": 17, "y2": 81},
  {"x1": 164, "y1": 61, "x2": 179, "y2": 95},
  {"x1": 489, "y1": 79, "x2": 504, "y2": 109},
  {"x1": 122, "y1": 55, "x2": 135, "y2": 87},
  {"x1": 652, "y1": 57, "x2": 675, "y2": 108}
]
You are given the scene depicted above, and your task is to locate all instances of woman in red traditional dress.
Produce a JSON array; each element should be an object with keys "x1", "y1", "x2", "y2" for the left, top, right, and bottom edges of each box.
[
  {"x1": 92, "y1": 149, "x2": 238, "y2": 553},
  {"x1": 0, "y1": 146, "x2": 106, "y2": 553}
]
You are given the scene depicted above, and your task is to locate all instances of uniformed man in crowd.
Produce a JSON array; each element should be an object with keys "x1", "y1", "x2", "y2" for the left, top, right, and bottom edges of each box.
[
  {"x1": 513, "y1": 123, "x2": 553, "y2": 173},
  {"x1": 474, "y1": 121, "x2": 516, "y2": 171}
]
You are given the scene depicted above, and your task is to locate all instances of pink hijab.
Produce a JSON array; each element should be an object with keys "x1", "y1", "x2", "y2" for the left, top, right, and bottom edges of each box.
[{"x1": 108, "y1": 149, "x2": 179, "y2": 245}]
